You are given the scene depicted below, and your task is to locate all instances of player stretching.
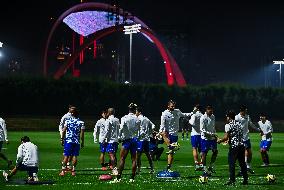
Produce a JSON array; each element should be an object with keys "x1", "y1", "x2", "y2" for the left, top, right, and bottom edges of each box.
[
  {"x1": 93, "y1": 110, "x2": 109, "y2": 170},
  {"x1": 59, "y1": 108, "x2": 85, "y2": 176},
  {"x1": 59, "y1": 105, "x2": 76, "y2": 170},
  {"x1": 235, "y1": 105, "x2": 259, "y2": 174},
  {"x1": 200, "y1": 105, "x2": 218, "y2": 176},
  {"x1": 188, "y1": 104, "x2": 203, "y2": 170},
  {"x1": 160, "y1": 100, "x2": 190, "y2": 172},
  {"x1": 136, "y1": 107, "x2": 155, "y2": 174},
  {"x1": 111, "y1": 103, "x2": 140, "y2": 183},
  {"x1": 102, "y1": 108, "x2": 120, "y2": 174},
  {"x1": 258, "y1": 113, "x2": 273, "y2": 166},
  {"x1": 0, "y1": 117, "x2": 12, "y2": 168}
]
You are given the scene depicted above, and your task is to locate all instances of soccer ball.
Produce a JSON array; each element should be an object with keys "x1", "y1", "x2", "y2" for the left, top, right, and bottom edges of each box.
[
  {"x1": 199, "y1": 176, "x2": 208, "y2": 184},
  {"x1": 266, "y1": 174, "x2": 276, "y2": 183},
  {"x1": 170, "y1": 142, "x2": 180, "y2": 151}
]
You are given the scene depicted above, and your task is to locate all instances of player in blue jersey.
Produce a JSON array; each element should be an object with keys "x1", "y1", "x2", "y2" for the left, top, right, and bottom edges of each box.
[{"x1": 59, "y1": 108, "x2": 85, "y2": 176}]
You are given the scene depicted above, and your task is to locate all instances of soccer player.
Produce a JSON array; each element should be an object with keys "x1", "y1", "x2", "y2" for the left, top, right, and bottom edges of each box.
[
  {"x1": 59, "y1": 108, "x2": 85, "y2": 176},
  {"x1": 235, "y1": 105, "x2": 259, "y2": 174},
  {"x1": 149, "y1": 132, "x2": 164, "y2": 161},
  {"x1": 102, "y1": 108, "x2": 120, "y2": 174},
  {"x1": 217, "y1": 110, "x2": 248, "y2": 185},
  {"x1": 200, "y1": 105, "x2": 218, "y2": 176},
  {"x1": 3, "y1": 136, "x2": 39, "y2": 182},
  {"x1": 0, "y1": 117, "x2": 12, "y2": 168},
  {"x1": 111, "y1": 103, "x2": 140, "y2": 183},
  {"x1": 136, "y1": 106, "x2": 155, "y2": 174},
  {"x1": 188, "y1": 104, "x2": 203, "y2": 170},
  {"x1": 93, "y1": 110, "x2": 108, "y2": 170},
  {"x1": 258, "y1": 113, "x2": 273, "y2": 166},
  {"x1": 59, "y1": 105, "x2": 76, "y2": 169},
  {"x1": 160, "y1": 100, "x2": 190, "y2": 171}
]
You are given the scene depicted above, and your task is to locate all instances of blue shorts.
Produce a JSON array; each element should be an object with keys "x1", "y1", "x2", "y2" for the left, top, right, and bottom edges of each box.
[
  {"x1": 260, "y1": 140, "x2": 272, "y2": 151},
  {"x1": 0, "y1": 141, "x2": 3, "y2": 151},
  {"x1": 100, "y1": 143, "x2": 107, "y2": 153},
  {"x1": 201, "y1": 139, "x2": 217, "y2": 153},
  {"x1": 169, "y1": 134, "x2": 178, "y2": 144},
  {"x1": 243, "y1": 139, "x2": 251, "y2": 149},
  {"x1": 191, "y1": 135, "x2": 201, "y2": 149},
  {"x1": 16, "y1": 163, "x2": 38, "y2": 177},
  {"x1": 64, "y1": 143, "x2": 80, "y2": 156},
  {"x1": 149, "y1": 142, "x2": 157, "y2": 152},
  {"x1": 106, "y1": 142, "x2": 119, "y2": 153},
  {"x1": 137, "y1": 140, "x2": 150, "y2": 153},
  {"x1": 122, "y1": 138, "x2": 137, "y2": 154}
]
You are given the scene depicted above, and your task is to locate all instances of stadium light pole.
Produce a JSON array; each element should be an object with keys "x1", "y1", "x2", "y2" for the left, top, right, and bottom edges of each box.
[
  {"x1": 273, "y1": 60, "x2": 284, "y2": 88},
  {"x1": 123, "y1": 24, "x2": 141, "y2": 83},
  {"x1": 0, "y1": 41, "x2": 3, "y2": 58}
]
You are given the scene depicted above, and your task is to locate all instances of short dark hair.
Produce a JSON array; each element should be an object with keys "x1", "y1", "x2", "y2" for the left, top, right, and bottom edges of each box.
[
  {"x1": 206, "y1": 105, "x2": 213, "y2": 110},
  {"x1": 240, "y1": 105, "x2": 247, "y2": 112},
  {"x1": 260, "y1": 112, "x2": 267, "y2": 117},
  {"x1": 128, "y1": 103, "x2": 137, "y2": 112},
  {"x1": 168, "y1": 100, "x2": 176, "y2": 105},
  {"x1": 226, "y1": 110, "x2": 236, "y2": 119},
  {"x1": 21, "y1": 136, "x2": 30, "y2": 142},
  {"x1": 195, "y1": 104, "x2": 201, "y2": 110}
]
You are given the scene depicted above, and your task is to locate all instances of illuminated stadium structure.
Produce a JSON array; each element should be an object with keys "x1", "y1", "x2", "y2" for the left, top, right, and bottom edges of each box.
[{"x1": 43, "y1": 2, "x2": 186, "y2": 86}]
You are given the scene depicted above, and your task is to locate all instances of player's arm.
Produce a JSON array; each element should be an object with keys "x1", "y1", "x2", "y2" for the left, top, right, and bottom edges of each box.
[
  {"x1": 2, "y1": 120, "x2": 9, "y2": 144},
  {"x1": 248, "y1": 116, "x2": 260, "y2": 132},
  {"x1": 16, "y1": 145, "x2": 23, "y2": 164},
  {"x1": 217, "y1": 132, "x2": 229, "y2": 144},
  {"x1": 159, "y1": 114, "x2": 170, "y2": 145},
  {"x1": 102, "y1": 120, "x2": 110, "y2": 143},
  {"x1": 80, "y1": 127, "x2": 85, "y2": 148},
  {"x1": 93, "y1": 121, "x2": 100, "y2": 143},
  {"x1": 61, "y1": 123, "x2": 67, "y2": 146},
  {"x1": 189, "y1": 114, "x2": 196, "y2": 126}
]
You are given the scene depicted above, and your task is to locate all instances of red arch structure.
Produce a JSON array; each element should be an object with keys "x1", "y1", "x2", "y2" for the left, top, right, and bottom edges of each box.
[{"x1": 44, "y1": 2, "x2": 186, "y2": 86}]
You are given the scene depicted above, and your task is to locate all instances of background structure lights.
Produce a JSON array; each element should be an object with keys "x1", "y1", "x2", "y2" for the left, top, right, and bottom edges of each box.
[
  {"x1": 123, "y1": 24, "x2": 141, "y2": 83},
  {"x1": 273, "y1": 60, "x2": 284, "y2": 88}
]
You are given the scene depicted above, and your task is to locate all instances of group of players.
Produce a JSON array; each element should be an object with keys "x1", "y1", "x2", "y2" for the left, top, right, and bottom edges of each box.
[{"x1": 0, "y1": 100, "x2": 273, "y2": 185}]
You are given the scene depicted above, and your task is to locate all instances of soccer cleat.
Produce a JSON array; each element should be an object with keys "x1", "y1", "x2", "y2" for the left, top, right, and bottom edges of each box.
[
  {"x1": 129, "y1": 179, "x2": 135, "y2": 183},
  {"x1": 261, "y1": 163, "x2": 269, "y2": 167},
  {"x1": 247, "y1": 168, "x2": 255, "y2": 174},
  {"x1": 149, "y1": 169, "x2": 155, "y2": 174},
  {"x1": 33, "y1": 173, "x2": 39, "y2": 181},
  {"x1": 202, "y1": 171, "x2": 212, "y2": 177},
  {"x1": 237, "y1": 170, "x2": 243, "y2": 176},
  {"x1": 71, "y1": 170, "x2": 76, "y2": 176},
  {"x1": 2, "y1": 171, "x2": 9, "y2": 182},
  {"x1": 112, "y1": 167, "x2": 119, "y2": 176},
  {"x1": 102, "y1": 166, "x2": 107, "y2": 171},
  {"x1": 109, "y1": 178, "x2": 121, "y2": 183},
  {"x1": 59, "y1": 170, "x2": 66, "y2": 176},
  {"x1": 195, "y1": 164, "x2": 203, "y2": 171},
  {"x1": 166, "y1": 169, "x2": 173, "y2": 172}
]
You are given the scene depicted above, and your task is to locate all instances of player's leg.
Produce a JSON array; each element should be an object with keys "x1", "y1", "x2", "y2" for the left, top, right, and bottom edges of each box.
[
  {"x1": 181, "y1": 128, "x2": 185, "y2": 140},
  {"x1": 237, "y1": 146, "x2": 248, "y2": 185},
  {"x1": 0, "y1": 142, "x2": 13, "y2": 168},
  {"x1": 244, "y1": 140, "x2": 254, "y2": 173},
  {"x1": 136, "y1": 141, "x2": 143, "y2": 173},
  {"x1": 166, "y1": 135, "x2": 178, "y2": 171},
  {"x1": 200, "y1": 139, "x2": 208, "y2": 172},
  {"x1": 117, "y1": 140, "x2": 130, "y2": 179},
  {"x1": 209, "y1": 140, "x2": 218, "y2": 173},
  {"x1": 191, "y1": 135, "x2": 202, "y2": 170},
  {"x1": 144, "y1": 141, "x2": 154, "y2": 173},
  {"x1": 60, "y1": 143, "x2": 71, "y2": 176},
  {"x1": 99, "y1": 143, "x2": 107, "y2": 170},
  {"x1": 130, "y1": 149, "x2": 137, "y2": 180},
  {"x1": 3, "y1": 165, "x2": 18, "y2": 181},
  {"x1": 227, "y1": 148, "x2": 237, "y2": 184}
]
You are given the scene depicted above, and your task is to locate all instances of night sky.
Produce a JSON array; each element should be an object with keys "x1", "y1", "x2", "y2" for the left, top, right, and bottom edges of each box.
[{"x1": 1, "y1": 0, "x2": 284, "y2": 86}]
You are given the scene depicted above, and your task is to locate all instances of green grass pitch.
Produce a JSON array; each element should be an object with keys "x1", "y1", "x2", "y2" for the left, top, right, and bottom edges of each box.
[{"x1": 0, "y1": 132, "x2": 283, "y2": 190}]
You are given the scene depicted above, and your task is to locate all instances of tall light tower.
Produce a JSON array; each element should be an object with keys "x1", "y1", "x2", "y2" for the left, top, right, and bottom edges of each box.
[
  {"x1": 273, "y1": 60, "x2": 284, "y2": 88},
  {"x1": 123, "y1": 24, "x2": 141, "y2": 83},
  {"x1": 0, "y1": 41, "x2": 3, "y2": 58}
]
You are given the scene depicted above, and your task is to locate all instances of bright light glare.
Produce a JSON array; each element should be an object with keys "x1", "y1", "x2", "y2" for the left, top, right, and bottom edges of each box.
[
  {"x1": 0, "y1": 42, "x2": 3, "y2": 48},
  {"x1": 0, "y1": 51, "x2": 2, "y2": 57}
]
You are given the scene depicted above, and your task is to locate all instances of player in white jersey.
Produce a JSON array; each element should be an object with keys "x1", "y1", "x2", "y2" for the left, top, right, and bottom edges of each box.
[
  {"x1": 59, "y1": 108, "x2": 85, "y2": 176},
  {"x1": 136, "y1": 107, "x2": 155, "y2": 174},
  {"x1": 200, "y1": 105, "x2": 218, "y2": 176},
  {"x1": 160, "y1": 100, "x2": 191, "y2": 171},
  {"x1": 235, "y1": 105, "x2": 259, "y2": 174},
  {"x1": 111, "y1": 103, "x2": 140, "y2": 183},
  {"x1": 188, "y1": 104, "x2": 203, "y2": 170},
  {"x1": 258, "y1": 113, "x2": 273, "y2": 166},
  {"x1": 3, "y1": 136, "x2": 39, "y2": 182},
  {"x1": 93, "y1": 110, "x2": 109, "y2": 170},
  {"x1": 0, "y1": 117, "x2": 12, "y2": 168},
  {"x1": 59, "y1": 105, "x2": 76, "y2": 169},
  {"x1": 102, "y1": 108, "x2": 120, "y2": 174}
]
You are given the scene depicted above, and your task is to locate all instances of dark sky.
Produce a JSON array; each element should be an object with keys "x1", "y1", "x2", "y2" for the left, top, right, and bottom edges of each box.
[{"x1": 1, "y1": 0, "x2": 284, "y2": 86}]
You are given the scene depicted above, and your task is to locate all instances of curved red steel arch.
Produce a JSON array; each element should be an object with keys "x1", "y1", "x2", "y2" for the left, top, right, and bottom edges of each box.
[{"x1": 44, "y1": 2, "x2": 186, "y2": 86}]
